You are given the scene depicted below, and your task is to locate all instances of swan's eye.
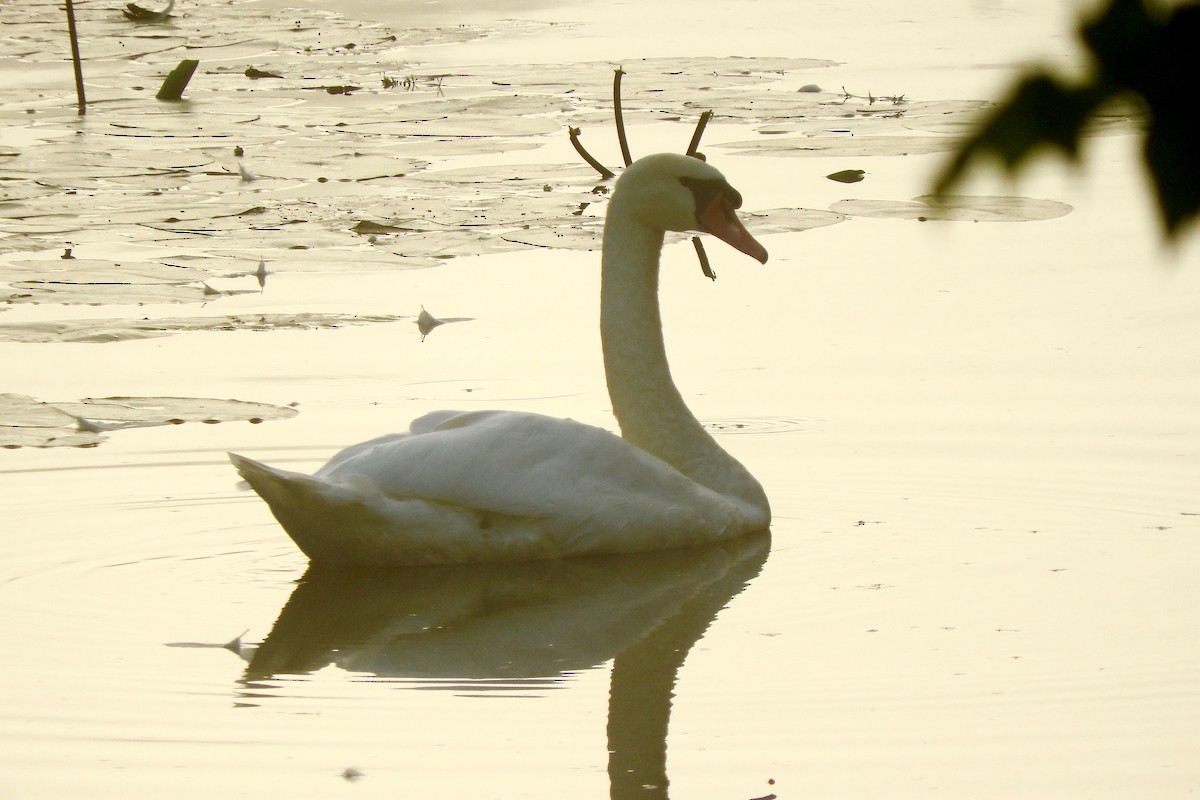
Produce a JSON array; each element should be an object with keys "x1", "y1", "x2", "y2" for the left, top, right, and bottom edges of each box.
[
  {"x1": 724, "y1": 185, "x2": 744, "y2": 210},
  {"x1": 680, "y1": 177, "x2": 743, "y2": 216}
]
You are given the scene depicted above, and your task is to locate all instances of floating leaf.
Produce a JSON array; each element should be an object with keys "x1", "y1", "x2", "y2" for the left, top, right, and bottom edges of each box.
[{"x1": 826, "y1": 169, "x2": 866, "y2": 183}]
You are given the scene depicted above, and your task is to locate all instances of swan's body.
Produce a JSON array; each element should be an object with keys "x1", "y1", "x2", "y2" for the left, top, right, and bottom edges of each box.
[{"x1": 231, "y1": 153, "x2": 771, "y2": 565}]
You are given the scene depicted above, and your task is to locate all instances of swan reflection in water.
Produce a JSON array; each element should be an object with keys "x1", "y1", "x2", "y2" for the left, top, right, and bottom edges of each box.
[{"x1": 239, "y1": 532, "x2": 770, "y2": 798}]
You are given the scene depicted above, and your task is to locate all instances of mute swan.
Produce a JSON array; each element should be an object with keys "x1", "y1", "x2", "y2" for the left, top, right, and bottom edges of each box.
[{"x1": 230, "y1": 152, "x2": 771, "y2": 565}]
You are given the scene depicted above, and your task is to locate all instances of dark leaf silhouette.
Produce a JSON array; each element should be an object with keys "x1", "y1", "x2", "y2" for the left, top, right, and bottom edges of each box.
[{"x1": 934, "y1": 0, "x2": 1200, "y2": 239}]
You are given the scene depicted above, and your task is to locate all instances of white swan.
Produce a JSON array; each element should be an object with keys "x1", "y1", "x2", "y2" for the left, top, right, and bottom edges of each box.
[{"x1": 230, "y1": 152, "x2": 771, "y2": 565}]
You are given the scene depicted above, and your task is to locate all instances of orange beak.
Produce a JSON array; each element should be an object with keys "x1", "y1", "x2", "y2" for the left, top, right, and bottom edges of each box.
[{"x1": 697, "y1": 195, "x2": 768, "y2": 264}]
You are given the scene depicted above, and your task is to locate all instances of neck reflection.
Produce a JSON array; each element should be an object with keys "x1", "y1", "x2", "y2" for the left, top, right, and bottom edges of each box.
[{"x1": 239, "y1": 533, "x2": 771, "y2": 798}]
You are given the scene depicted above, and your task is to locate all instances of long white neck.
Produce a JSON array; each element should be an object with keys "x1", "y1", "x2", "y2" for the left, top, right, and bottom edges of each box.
[{"x1": 599, "y1": 205, "x2": 769, "y2": 523}]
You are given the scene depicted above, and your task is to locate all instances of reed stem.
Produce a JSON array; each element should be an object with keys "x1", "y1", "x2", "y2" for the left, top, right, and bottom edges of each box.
[{"x1": 64, "y1": 0, "x2": 86, "y2": 115}]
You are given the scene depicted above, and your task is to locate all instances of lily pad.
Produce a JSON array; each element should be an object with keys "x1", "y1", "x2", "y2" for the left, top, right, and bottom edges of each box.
[
  {"x1": 3, "y1": 0, "x2": 1051, "y2": 335},
  {"x1": 501, "y1": 217, "x2": 606, "y2": 251},
  {"x1": 739, "y1": 207, "x2": 848, "y2": 235},
  {"x1": 1, "y1": 17, "x2": 847, "y2": 287},
  {"x1": 718, "y1": 134, "x2": 962, "y2": 158},
  {"x1": 830, "y1": 195, "x2": 1073, "y2": 222},
  {"x1": 0, "y1": 392, "x2": 298, "y2": 449},
  {"x1": 0, "y1": 312, "x2": 405, "y2": 343},
  {"x1": 3, "y1": 281, "x2": 258, "y2": 305},
  {"x1": 0, "y1": 258, "x2": 205, "y2": 284}
]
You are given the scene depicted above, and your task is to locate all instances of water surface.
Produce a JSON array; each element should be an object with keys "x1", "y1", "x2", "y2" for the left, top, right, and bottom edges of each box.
[{"x1": 2, "y1": 0, "x2": 1198, "y2": 797}]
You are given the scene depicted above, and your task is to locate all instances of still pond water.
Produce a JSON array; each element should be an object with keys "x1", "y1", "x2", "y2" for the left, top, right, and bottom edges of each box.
[{"x1": 2, "y1": 0, "x2": 1198, "y2": 797}]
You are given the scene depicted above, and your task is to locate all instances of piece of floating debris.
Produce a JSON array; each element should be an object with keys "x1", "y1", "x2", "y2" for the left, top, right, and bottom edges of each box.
[
  {"x1": 826, "y1": 169, "x2": 867, "y2": 183},
  {"x1": 245, "y1": 67, "x2": 284, "y2": 80},
  {"x1": 123, "y1": 0, "x2": 174, "y2": 21}
]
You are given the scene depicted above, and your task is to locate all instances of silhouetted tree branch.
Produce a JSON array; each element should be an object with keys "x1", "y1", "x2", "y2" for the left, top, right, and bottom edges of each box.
[{"x1": 933, "y1": 0, "x2": 1200, "y2": 240}]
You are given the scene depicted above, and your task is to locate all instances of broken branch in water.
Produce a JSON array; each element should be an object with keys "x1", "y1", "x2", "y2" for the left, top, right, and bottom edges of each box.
[
  {"x1": 686, "y1": 110, "x2": 713, "y2": 160},
  {"x1": 839, "y1": 86, "x2": 907, "y2": 106},
  {"x1": 569, "y1": 127, "x2": 615, "y2": 180}
]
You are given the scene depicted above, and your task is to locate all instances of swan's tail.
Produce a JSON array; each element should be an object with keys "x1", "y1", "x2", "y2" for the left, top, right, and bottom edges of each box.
[
  {"x1": 229, "y1": 452, "x2": 500, "y2": 565},
  {"x1": 230, "y1": 452, "x2": 356, "y2": 562}
]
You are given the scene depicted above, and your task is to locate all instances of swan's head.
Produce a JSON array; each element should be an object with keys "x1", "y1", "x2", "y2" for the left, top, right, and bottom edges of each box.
[{"x1": 612, "y1": 153, "x2": 768, "y2": 264}]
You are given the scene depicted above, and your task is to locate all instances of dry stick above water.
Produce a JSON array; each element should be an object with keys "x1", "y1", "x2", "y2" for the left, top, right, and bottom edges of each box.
[
  {"x1": 686, "y1": 110, "x2": 717, "y2": 279},
  {"x1": 613, "y1": 68, "x2": 634, "y2": 167},
  {"x1": 569, "y1": 70, "x2": 719, "y2": 279},
  {"x1": 63, "y1": 0, "x2": 86, "y2": 114}
]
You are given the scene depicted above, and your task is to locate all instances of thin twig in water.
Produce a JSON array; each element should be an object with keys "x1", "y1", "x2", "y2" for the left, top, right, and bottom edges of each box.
[{"x1": 613, "y1": 68, "x2": 633, "y2": 167}]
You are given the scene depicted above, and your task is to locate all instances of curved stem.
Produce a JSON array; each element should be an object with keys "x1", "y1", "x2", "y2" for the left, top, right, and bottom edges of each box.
[
  {"x1": 613, "y1": 68, "x2": 632, "y2": 167},
  {"x1": 569, "y1": 127, "x2": 615, "y2": 180}
]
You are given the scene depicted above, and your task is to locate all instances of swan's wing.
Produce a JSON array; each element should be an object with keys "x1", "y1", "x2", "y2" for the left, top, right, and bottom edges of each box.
[{"x1": 314, "y1": 409, "x2": 742, "y2": 543}]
